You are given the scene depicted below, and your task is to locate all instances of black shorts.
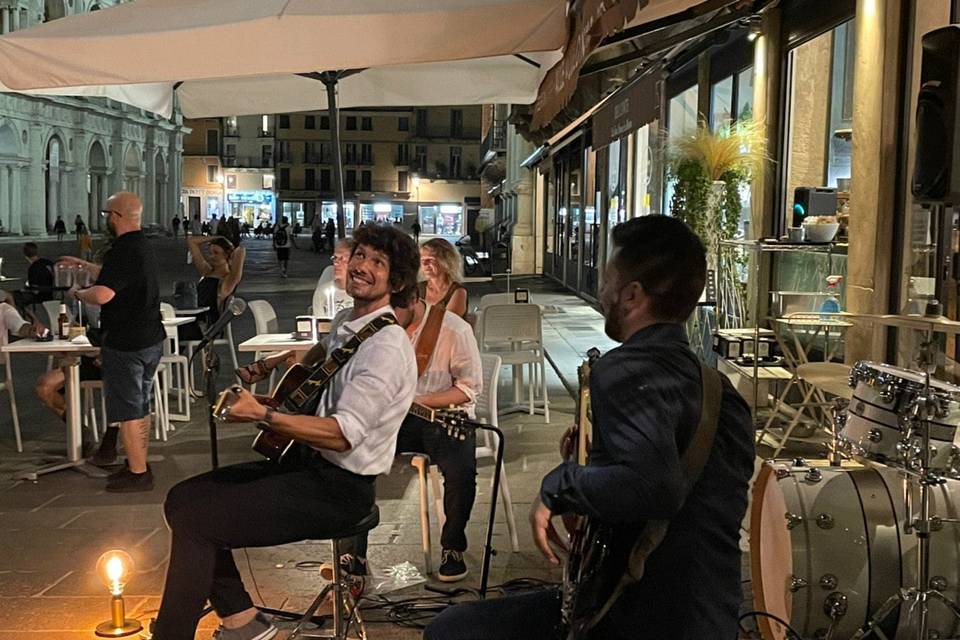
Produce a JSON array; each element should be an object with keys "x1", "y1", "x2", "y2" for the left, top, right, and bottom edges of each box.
[{"x1": 276, "y1": 247, "x2": 291, "y2": 261}]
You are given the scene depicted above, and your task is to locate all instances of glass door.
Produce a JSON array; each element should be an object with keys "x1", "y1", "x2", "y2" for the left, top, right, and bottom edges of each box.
[{"x1": 563, "y1": 142, "x2": 583, "y2": 291}]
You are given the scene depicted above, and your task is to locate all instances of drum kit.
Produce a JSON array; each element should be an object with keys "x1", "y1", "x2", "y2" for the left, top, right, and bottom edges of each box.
[{"x1": 751, "y1": 316, "x2": 960, "y2": 640}]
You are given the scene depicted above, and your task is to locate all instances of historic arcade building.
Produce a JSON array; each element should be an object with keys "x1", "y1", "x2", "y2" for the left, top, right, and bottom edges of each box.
[{"x1": 0, "y1": 0, "x2": 184, "y2": 235}]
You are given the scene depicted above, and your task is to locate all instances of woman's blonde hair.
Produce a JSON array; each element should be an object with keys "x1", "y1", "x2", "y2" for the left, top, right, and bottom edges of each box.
[{"x1": 421, "y1": 238, "x2": 463, "y2": 283}]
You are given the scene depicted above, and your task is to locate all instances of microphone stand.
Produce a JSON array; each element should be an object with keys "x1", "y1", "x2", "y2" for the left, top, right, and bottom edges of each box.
[
  {"x1": 189, "y1": 341, "x2": 221, "y2": 469},
  {"x1": 477, "y1": 423, "x2": 505, "y2": 598}
]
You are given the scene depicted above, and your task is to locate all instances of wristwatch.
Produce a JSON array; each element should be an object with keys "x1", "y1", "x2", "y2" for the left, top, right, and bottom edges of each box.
[{"x1": 262, "y1": 407, "x2": 275, "y2": 426}]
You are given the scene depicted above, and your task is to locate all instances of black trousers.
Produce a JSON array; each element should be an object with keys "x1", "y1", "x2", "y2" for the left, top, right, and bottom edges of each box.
[
  {"x1": 348, "y1": 416, "x2": 477, "y2": 560},
  {"x1": 152, "y1": 450, "x2": 375, "y2": 640},
  {"x1": 425, "y1": 588, "x2": 563, "y2": 640}
]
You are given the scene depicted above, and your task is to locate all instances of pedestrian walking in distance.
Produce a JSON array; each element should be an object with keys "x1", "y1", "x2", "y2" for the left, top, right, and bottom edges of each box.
[
  {"x1": 171, "y1": 215, "x2": 181, "y2": 238},
  {"x1": 53, "y1": 216, "x2": 67, "y2": 242},
  {"x1": 273, "y1": 216, "x2": 293, "y2": 278},
  {"x1": 411, "y1": 220, "x2": 421, "y2": 245}
]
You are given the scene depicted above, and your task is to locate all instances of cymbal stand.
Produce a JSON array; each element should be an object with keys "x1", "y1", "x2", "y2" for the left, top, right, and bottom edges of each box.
[
  {"x1": 853, "y1": 337, "x2": 960, "y2": 640},
  {"x1": 829, "y1": 398, "x2": 848, "y2": 467}
]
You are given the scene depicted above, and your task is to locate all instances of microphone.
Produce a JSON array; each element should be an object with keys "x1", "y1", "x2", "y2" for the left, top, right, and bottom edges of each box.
[{"x1": 194, "y1": 297, "x2": 246, "y2": 354}]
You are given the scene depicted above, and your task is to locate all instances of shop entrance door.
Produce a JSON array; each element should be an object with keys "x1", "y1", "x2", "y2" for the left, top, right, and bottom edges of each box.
[{"x1": 561, "y1": 142, "x2": 582, "y2": 291}]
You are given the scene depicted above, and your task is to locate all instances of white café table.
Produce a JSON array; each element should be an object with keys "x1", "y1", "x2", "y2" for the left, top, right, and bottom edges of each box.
[
  {"x1": 7, "y1": 317, "x2": 195, "y2": 481},
  {"x1": 3, "y1": 337, "x2": 103, "y2": 481},
  {"x1": 238, "y1": 333, "x2": 320, "y2": 354}
]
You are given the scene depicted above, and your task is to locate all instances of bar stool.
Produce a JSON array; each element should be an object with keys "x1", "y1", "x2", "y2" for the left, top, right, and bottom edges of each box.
[{"x1": 289, "y1": 505, "x2": 380, "y2": 640}]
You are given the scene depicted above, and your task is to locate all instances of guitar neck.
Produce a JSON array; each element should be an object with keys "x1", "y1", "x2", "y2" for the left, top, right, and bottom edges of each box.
[{"x1": 408, "y1": 402, "x2": 436, "y2": 423}]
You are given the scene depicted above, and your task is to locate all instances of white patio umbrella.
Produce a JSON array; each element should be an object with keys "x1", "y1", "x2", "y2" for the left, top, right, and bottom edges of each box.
[{"x1": 0, "y1": 0, "x2": 566, "y2": 233}]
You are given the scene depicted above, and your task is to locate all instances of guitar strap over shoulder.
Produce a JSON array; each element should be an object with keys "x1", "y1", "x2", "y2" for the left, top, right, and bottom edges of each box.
[
  {"x1": 414, "y1": 304, "x2": 446, "y2": 377},
  {"x1": 283, "y1": 313, "x2": 396, "y2": 411},
  {"x1": 585, "y1": 363, "x2": 724, "y2": 631}
]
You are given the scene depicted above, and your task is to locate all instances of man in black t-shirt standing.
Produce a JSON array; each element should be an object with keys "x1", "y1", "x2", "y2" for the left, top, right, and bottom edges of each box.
[{"x1": 62, "y1": 192, "x2": 166, "y2": 492}]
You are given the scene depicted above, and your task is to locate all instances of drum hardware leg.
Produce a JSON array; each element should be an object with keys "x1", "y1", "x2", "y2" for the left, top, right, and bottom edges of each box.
[{"x1": 830, "y1": 399, "x2": 848, "y2": 467}]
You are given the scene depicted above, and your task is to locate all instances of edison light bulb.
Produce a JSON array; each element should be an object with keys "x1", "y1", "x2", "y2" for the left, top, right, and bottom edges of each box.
[{"x1": 96, "y1": 549, "x2": 134, "y2": 596}]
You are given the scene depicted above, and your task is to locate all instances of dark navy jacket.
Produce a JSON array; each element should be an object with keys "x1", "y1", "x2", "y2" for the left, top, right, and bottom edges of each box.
[{"x1": 541, "y1": 323, "x2": 755, "y2": 639}]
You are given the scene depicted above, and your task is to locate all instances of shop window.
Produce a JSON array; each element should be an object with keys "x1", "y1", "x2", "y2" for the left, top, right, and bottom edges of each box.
[
  {"x1": 305, "y1": 115, "x2": 316, "y2": 130},
  {"x1": 361, "y1": 117, "x2": 372, "y2": 131},
  {"x1": 736, "y1": 67, "x2": 754, "y2": 120},
  {"x1": 278, "y1": 114, "x2": 290, "y2": 129},
  {"x1": 361, "y1": 171, "x2": 372, "y2": 191},
  {"x1": 783, "y1": 20, "x2": 855, "y2": 228},
  {"x1": 346, "y1": 116, "x2": 357, "y2": 131},
  {"x1": 399, "y1": 117, "x2": 410, "y2": 131},
  {"x1": 305, "y1": 168, "x2": 316, "y2": 190},
  {"x1": 710, "y1": 77, "x2": 734, "y2": 131},
  {"x1": 668, "y1": 85, "x2": 699, "y2": 140},
  {"x1": 322, "y1": 201, "x2": 355, "y2": 228}
]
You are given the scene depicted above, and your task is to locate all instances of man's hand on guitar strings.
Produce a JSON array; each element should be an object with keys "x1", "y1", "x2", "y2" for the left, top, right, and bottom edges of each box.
[
  {"x1": 224, "y1": 387, "x2": 269, "y2": 423},
  {"x1": 530, "y1": 496, "x2": 568, "y2": 565},
  {"x1": 559, "y1": 425, "x2": 577, "y2": 460}
]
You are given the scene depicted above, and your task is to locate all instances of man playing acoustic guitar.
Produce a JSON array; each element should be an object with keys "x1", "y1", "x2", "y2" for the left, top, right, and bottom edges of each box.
[
  {"x1": 425, "y1": 216, "x2": 755, "y2": 640},
  {"x1": 149, "y1": 224, "x2": 420, "y2": 640}
]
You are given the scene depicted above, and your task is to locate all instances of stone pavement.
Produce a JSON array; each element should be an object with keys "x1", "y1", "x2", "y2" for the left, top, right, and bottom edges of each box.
[{"x1": 0, "y1": 235, "x2": 617, "y2": 639}]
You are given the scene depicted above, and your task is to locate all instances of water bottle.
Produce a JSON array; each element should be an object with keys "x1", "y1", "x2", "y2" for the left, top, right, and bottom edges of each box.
[{"x1": 820, "y1": 276, "x2": 843, "y2": 320}]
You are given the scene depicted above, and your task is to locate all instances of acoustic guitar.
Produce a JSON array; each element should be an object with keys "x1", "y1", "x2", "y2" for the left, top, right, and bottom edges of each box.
[{"x1": 214, "y1": 362, "x2": 475, "y2": 462}]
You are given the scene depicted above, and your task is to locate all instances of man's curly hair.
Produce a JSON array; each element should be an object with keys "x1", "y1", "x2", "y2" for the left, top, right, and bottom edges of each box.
[{"x1": 351, "y1": 223, "x2": 420, "y2": 308}]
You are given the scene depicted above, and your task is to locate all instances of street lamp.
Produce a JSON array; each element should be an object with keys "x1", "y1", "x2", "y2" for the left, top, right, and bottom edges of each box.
[{"x1": 412, "y1": 174, "x2": 421, "y2": 227}]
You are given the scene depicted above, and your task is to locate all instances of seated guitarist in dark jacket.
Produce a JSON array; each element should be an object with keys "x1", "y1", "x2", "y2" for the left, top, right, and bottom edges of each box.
[
  {"x1": 149, "y1": 225, "x2": 421, "y2": 640},
  {"x1": 425, "y1": 216, "x2": 755, "y2": 640}
]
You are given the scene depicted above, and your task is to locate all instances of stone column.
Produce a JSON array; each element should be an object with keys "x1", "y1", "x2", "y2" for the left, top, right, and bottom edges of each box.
[
  {"x1": 10, "y1": 165, "x2": 23, "y2": 234},
  {"x1": 845, "y1": 0, "x2": 906, "y2": 363},
  {"x1": 0, "y1": 165, "x2": 8, "y2": 230},
  {"x1": 25, "y1": 123, "x2": 44, "y2": 235},
  {"x1": 508, "y1": 123, "x2": 536, "y2": 274},
  {"x1": 1, "y1": 9, "x2": 10, "y2": 34}
]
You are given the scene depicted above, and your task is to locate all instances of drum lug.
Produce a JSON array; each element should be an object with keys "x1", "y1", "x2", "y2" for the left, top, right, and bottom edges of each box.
[
  {"x1": 824, "y1": 592, "x2": 848, "y2": 620},
  {"x1": 879, "y1": 384, "x2": 896, "y2": 403},
  {"x1": 931, "y1": 575, "x2": 949, "y2": 592},
  {"x1": 868, "y1": 428, "x2": 883, "y2": 443},
  {"x1": 819, "y1": 574, "x2": 838, "y2": 590},
  {"x1": 816, "y1": 513, "x2": 835, "y2": 530},
  {"x1": 805, "y1": 468, "x2": 823, "y2": 483},
  {"x1": 793, "y1": 457, "x2": 807, "y2": 467},
  {"x1": 775, "y1": 467, "x2": 790, "y2": 480},
  {"x1": 785, "y1": 512, "x2": 804, "y2": 530},
  {"x1": 790, "y1": 576, "x2": 809, "y2": 592}
]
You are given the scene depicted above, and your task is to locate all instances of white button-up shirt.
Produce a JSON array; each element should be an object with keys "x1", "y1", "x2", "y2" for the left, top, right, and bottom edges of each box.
[
  {"x1": 315, "y1": 304, "x2": 417, "y2": 476},
  {"x1": 408, "y1": 304, "x2": 483, "y2": 418}
]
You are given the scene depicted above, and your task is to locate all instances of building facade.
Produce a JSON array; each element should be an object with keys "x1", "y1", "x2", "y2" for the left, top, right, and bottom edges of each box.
[{"x1": 0, "y1": 0, "x2": 184, "y2": 236}]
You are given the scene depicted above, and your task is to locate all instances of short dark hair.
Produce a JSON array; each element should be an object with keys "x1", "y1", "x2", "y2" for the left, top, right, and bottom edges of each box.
[
  {"x1": 352, "y1": 223, "x2": 420, "y2": 308},
  {"x1": 610, "y1": 215, "x2": 706, "y2": 322},
  {"x1": 22, "y1": 242, "x2": 38, "y2": 258}
]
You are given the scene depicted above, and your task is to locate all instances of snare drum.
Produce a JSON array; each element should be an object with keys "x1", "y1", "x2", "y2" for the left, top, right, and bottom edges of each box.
[
  {"x1": 750, "y1": 460, "x2": 960, "y2": 640},
  {"x1": 842, "y1": 362, "x2": 960, "y2": 475}
]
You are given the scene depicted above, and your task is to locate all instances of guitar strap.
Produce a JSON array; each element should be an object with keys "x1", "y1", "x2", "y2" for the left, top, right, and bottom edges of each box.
[
  {"x1": 414, "y1": 303, "x2": 446, "y2": 377},
  {"x1": 283, "y1": 313, "x2": 397, "y2": 411},
  {"x1": 585, "y1": 363, "x2": 724, "y2": 631}
]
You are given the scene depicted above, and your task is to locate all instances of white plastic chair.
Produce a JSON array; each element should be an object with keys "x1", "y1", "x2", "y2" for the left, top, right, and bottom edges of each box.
[
  {"x1": 248, "y1": 299, "x2": 279, "y2": 394},
  {"x1": 410, "y1": 353, "x2": 520, "y2": 574},
  {"x1": 159, "y1": 303, "x2": 190, "y2": 422},
  {"x1": 81, "y1": 379, "x2": 107, "y2": 443},
  {"x1": 0, "y1": 347, "x2": 22, "y2": 452},
  {"x1": 478, "y1": 304, "x2": 549, "y2": 422}
]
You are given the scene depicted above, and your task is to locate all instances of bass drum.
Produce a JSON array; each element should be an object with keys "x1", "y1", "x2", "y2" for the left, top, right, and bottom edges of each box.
[{"x1": 750, "y1": 460, "x2": 960, "y2": 640}]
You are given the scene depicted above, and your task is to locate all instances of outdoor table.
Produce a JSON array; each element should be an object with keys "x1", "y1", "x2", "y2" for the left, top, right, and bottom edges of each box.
[
  {"x1": 3, "y1": 337, "x2": 104, "y2": 481},
  {"x1": 162, "y1": 317, "x2": 196, "y2": 328},
  {"x1": 238, "y1": 330, "x2": 329, "y2": 355},
  {"x1": 173, "y1": 307, "x2": 210, "y2": 316}
]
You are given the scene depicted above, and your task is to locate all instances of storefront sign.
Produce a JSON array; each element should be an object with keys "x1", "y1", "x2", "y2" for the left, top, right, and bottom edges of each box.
[
  {"x1": 227, "y1": 190, "x2": 273, "y2": 205},
  {"x1": 531, "y1": 0, "x2": 644, "y2": 130},
  {"x1": 592, "y1": 73, "x2": 659, "y2": 149}
]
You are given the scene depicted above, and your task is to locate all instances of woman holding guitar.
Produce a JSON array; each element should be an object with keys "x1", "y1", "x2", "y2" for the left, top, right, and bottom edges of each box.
[{"x1": 425, "y1": 216, "x2": 755, "y2": 640}]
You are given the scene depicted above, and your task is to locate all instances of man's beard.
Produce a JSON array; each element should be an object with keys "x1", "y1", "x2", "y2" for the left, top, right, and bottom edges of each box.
[{"x1": 603, "y1": 298, "x2": 624, "y2": 342}]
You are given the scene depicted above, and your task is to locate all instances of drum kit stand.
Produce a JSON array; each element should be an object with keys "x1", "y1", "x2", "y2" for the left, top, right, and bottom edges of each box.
[{"x1": 837, "y1": 325, "x2": 960, "y2": 640}]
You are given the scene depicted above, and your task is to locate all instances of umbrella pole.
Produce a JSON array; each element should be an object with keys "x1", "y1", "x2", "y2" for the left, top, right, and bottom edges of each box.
[{"x1": 321, "y1": 74, "x2": 347, "y2": 239}]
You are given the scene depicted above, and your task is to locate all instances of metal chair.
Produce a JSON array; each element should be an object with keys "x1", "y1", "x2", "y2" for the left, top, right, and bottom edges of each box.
[
  {"x1": 248, "y1": 299, "x2": 279, "y2": 394},
  {"x1": 288, "y1": 505, "x2": 380, "y2": 640}
]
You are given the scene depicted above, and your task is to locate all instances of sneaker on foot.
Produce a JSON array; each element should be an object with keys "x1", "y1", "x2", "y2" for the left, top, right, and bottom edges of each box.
[
  {"x1": 213, "y1": 613, "x2": 277, "y2": 640},
  {"x1": 105, "y1": 465, "x2": 154, "y2": 493},
  {"x1": 438, "y1": 549, "x2": 468, "y2": 583}
]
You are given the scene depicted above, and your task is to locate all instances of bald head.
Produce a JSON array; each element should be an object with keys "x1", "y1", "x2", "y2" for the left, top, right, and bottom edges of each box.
[{"x1": 104, "y1": 191, "x2": 143, "y2": 235}]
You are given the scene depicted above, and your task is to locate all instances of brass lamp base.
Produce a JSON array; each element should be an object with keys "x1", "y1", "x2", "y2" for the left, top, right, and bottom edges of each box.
[{"x1": 95, "y1": 619, "x2": 142, "y2": 637}]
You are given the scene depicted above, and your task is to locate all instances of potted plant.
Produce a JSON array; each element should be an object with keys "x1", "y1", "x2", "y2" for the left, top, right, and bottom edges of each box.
[{"x1": 668, "y1": 120, "x2": 767, "y2": 350}]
